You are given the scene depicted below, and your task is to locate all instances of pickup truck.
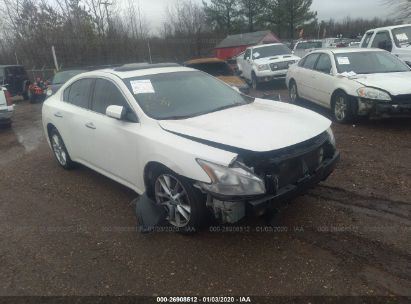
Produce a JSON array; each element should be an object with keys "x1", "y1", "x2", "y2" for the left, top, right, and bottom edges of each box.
[
  {"x1": 237, "y1": 43, "x2": 300, "y2": 89},
  {"x1": 0, "y1": 87, "x2": 14, "y2": 127},
  {"x1": 360, "y1": 24, "x2": 411, "y2": 66}
]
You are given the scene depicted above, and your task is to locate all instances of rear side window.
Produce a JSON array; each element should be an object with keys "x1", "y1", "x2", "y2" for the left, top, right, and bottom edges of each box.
[
  {"x1": 371, "y1": 31, "x2": 391, "y2": 48},
  {"x1": 361, "y1": 32, "x2": 374, "y2": 48},
  {"x1": 91, "y1": 79, "x2": 128, "y2": 115},
  {"x1": 66, "y1": 78, "x2": 93, "y2": 109},
  {"x1": 315, "y1": 54, "x2": 332, "y2": 74},
  {"x1": 302, "y1": 53, "x2": 320, "y2": 70}
]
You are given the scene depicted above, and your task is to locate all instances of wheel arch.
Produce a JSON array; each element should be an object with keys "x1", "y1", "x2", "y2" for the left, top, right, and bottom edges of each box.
[
  {"x1": 330, "y1": 88, "x2": 348, "y2": 107},
  {"x1": 143, "y1": 161, "x2": 169, "y2": 198}
]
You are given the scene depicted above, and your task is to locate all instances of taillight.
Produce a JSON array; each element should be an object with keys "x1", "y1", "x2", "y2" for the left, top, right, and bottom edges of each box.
[{"x1": 5, "y1": 91, "x2": 13, "y2": 106}]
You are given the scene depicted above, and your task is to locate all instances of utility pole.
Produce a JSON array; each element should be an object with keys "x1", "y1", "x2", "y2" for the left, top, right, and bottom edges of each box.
[
  {"x1": 101, "y1": 1, "x2": 112, "y2": 32},
  {"x1": 52, "y1": 46, "x2": 59, "y2": 71}
]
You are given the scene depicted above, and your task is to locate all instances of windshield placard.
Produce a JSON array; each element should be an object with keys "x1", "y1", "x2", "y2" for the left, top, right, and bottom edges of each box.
[
  {"x1": 130, "y1": 79, "x2": 155, "y2": 94},
  {"x1": 396, "y1": 33, "x2": 409, "y2": 42},
  {"x1": 337, "y1": 57, "x2": 351, "y2": 65}
]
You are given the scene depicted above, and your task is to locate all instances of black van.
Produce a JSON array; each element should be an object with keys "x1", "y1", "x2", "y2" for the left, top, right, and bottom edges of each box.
[{"x1": 0, "y1": 65, "x2": 30, "y2": 99}]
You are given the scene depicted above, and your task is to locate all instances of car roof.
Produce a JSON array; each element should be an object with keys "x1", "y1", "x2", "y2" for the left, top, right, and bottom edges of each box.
[
  {"x1": 185, "y1": 58, "x2": 225, "y2": 65},
  {"x1": 296, "y1": 40, "x2": 322, "y2": 43},
  {"x1": 366, "y1": 23, "x2": 411, "y2": 32},
  {"x1": 252, "y1": 43, "x2": 284, "y2": 49},
  {"x1": 310, "y1": 48, "x2": 385, "y2": 54},
  {"x1": 80, "y1": 63, "x2": 195, "y2": 79}
]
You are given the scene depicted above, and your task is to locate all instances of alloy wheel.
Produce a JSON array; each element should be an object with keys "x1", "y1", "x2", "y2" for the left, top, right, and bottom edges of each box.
[
  {"x1": 290, "y1": 83, "x2": 297, "y2": 103},
  {"x1": 334, "y1": 97, "x2": 348, "y2": 121},
  {"x1": 154, "y1": 174, "x2": 191, "y2": 228},
  {"x1": 51, "y1": 134, "x2": 67, "y2": 166}
]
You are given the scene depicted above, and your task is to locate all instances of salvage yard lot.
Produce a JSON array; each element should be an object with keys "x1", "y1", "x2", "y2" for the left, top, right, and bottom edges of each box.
[{"x1": 0, "y1": 84, "x2": 410, "y2": 296}]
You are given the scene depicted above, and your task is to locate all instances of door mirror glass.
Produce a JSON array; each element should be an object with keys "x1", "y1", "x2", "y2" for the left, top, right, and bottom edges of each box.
[{"x1": 106, "y1": 105, "x2": 126, "y2": 120}]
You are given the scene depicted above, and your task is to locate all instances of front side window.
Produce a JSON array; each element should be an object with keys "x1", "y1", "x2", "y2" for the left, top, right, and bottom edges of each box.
[
  {"x1": 334, "y1": 51, "x2": 410, "y2": 74},
  {"x1": 252, "y1": 44, "x2": 291, "y2": 59},
  {"x1": 124, "y1": 71, "x2": 253, "y2": 120},
  {"x1": 315, "y1": 54, "x2": 332, "y2": 74},
  {"x1": 244, "y1": 49, "x2": 251, "y2": 59},
  {"x1": 302, "y1": 53, "x2": 320, "y2": 70},
  {"x1": 91, "y1": 79, "x2": 128, "y2": 115},
  {"x1": 65, "y1": 78, "x2": 93, "y2": 109}
]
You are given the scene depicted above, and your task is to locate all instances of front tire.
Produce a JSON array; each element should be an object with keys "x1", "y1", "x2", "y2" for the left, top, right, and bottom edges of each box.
[
  {"x1": 288, "y1": 80, "x2": 299, "y2": 103},
  {"x1": 332, "y1": 91, "x2": 352, "y2": 123},
  {"x1": 151, "y1": 167, "x2": 207, "y2": 233},
  {"x1": 251, "y1": 73, "x2": 260, "y2": 90},
  {"x1": 49, "y1": 128, "x2": 75, "y2": 169}
]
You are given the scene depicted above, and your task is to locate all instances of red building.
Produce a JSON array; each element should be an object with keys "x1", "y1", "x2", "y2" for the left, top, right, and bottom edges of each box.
[{"x1": 215, "y1": 30, "x2": 280, "y2": 60}]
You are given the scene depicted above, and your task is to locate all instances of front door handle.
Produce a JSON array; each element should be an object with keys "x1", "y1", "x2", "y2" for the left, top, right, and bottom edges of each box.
[
  {"x1": 85, "y1": 122, "x2": 96, "y2": 130},
  {"x1": 54, "y1": 112, "x2": 63, "y2": 118}
]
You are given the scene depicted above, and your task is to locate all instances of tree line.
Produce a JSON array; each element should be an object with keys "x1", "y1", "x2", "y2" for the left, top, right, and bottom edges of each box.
[{"x1": 0, "y1": 0, "x2": 404, "y2": 70}]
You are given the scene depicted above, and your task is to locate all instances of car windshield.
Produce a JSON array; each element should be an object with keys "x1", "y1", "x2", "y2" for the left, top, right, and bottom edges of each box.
[
  {"x1": 252, "y1": 44, "x2": 292, "y2": 59},
  {"x1": 187, "y1": 62, "x2": 233, "y2": 76},
  {"x1": 392, "y1": 26, "x2": 411, "y2": 47},
  {"x1": 334, "y1": 51, "x2": 410, "y2": 74},
  {"x1": 296, "y1": 41, "x2": 322, "y2": 49},
  {"x1": 52, "y1": 70, "x2": 86, "y2": 84},
  {"x1": 124, "y1": 71, "x2": 254, "y2": 120}
]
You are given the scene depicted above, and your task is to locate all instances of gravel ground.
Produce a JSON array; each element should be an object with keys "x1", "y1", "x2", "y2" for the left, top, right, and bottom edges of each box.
[{"x1": 0, "y1": 86, "x2": 410, "y2": 297}]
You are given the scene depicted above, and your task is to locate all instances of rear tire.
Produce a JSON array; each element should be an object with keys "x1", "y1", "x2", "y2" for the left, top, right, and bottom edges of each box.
[
  {"x1": 49, "y1": 128, "x2": 75, "y2": 169},
  {"x1": 332, "y1": 91, "x2": 352, "y2": 124},
  {"x1": 150, "y1": 166, "x2": 208, "y2": 233}
]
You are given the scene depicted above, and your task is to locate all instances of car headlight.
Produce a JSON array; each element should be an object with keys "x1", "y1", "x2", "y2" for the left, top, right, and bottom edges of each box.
[
  {"x1": 196, "y1": 159, "x2": 266, "y2": 196},
  {"x1": 357, "y1": 87, "x2": 391, "y2": 101},
  {"x1": 46, "y1": 89, "x2": 53, "y2": 96},
  {"x1": 326, "y1": 127, "x2": 336, "y2": 148},
  {"x1": 257, "y1": 64, "x2": 270, "y2": 71}
]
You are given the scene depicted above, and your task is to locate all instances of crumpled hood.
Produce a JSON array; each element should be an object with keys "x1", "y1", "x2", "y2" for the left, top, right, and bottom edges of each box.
[
  {"x1": 254, "y1": 55, "x2": 300, "y2": 65},
  {"x1": 217, "y1": 76, "x2": 247, "y2": 87},
  {"x1": 159, "y1": 99, "x2": 331, "y2": 152},
  {"x1": 353, "y1": 72, "x2": 411, "y2": 96}
]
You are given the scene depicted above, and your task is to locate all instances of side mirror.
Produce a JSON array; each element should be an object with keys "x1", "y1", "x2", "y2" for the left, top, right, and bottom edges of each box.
[
  {"x1": 231, "y1": 86, "x2": 240, "y2": 92},
  {"x1": 106, "y1": 105, "x2": 126, "y2": 120}
]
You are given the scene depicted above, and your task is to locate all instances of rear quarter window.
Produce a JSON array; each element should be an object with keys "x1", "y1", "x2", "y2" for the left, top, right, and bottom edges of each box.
[{"x1": 65, "y1": 78, "x2": 93, "y2": 109}]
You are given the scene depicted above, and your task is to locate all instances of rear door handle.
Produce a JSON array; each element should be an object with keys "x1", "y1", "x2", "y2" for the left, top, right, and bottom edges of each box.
[
  {"x1": 54, "y1": 112, "x2": 63, "y2": 118},
  {"x1": 85, "y1": 122, "x2": 96, "y2": 130}
]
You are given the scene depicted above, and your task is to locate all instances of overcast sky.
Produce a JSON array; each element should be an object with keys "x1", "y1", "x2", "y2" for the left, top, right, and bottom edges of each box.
[{"x1": 134, "y1": 0, "x2": 392, "y2": 33}]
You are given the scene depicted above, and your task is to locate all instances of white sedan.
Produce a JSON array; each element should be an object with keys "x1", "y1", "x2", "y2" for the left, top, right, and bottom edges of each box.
[
  {"x1": 286, "y1": 48, "x2": 411, "y2": 123},
  {"x1": 42, "y1": 63, "x2": 339, "y2": 232}
]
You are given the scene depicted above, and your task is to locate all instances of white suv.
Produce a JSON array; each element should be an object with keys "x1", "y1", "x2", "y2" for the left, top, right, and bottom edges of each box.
[
  {"x1": 361, "y1": 24, "x2": 411, "y2": 66},
  {"x1": 0, "y1": 87, "x2": 14, "y2": 127},
  {"x1": 237, "y1": 43, "x2": 300, "y2": 89},
  {"x1": 42, "y1": 63, "x2": 339, "y2": 231}
]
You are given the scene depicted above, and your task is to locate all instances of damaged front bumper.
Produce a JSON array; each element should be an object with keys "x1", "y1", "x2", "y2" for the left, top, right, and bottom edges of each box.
[
  {"x1": 247, "y1": 151, "x2": 340, "y2": 216},
  {"x1": 204, "y1": 149, "x2": 340, "y2": 224},
  {"x1": 356, "y1": 97, "x2": 411, "y2": 117}
]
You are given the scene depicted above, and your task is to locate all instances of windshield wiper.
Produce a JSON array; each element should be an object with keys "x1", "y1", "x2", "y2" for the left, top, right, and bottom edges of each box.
[{"x1": 160, "y1": 103, "x2": 247, "y2": 121}]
